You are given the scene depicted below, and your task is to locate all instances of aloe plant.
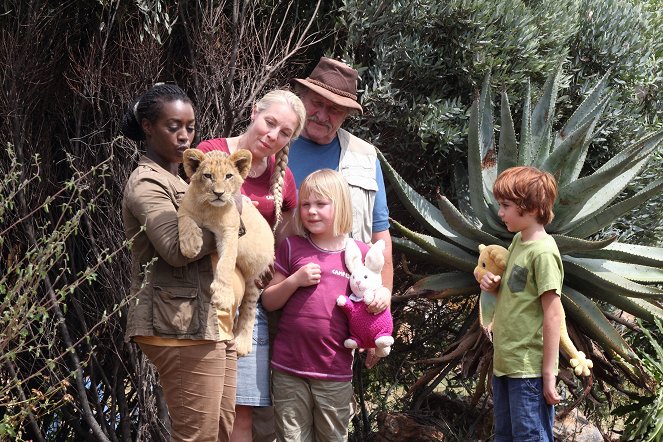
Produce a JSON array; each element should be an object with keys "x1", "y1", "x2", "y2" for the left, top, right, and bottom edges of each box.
[{"x1": 382, "y1": 62, "x2": 663, "y2": 402}]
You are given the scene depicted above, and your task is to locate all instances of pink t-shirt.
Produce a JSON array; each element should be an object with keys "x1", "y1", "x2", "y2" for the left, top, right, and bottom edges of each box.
[
  {"x1": 196, "y1": 138, "x2": 297, "y2": 227},
  {"x1": 271, "y1": 236, "x2": 369, "y2": 381}
]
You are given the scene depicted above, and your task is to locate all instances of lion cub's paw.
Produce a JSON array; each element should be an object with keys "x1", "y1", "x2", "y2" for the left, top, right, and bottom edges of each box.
[
  {"x1": 179, "y1": 226, "x2": 203, "y2": 258},
  {"x1": 235, "y1": 330, "x2": 253, "y2": 357},
  {"x1": 210, "y1": 281, "x2": 235, "y2": 311}
]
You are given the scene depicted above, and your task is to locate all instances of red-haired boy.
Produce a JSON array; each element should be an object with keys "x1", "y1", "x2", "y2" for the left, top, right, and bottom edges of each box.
[{"x1": 480, "y1": 166, "x2": 563, "y2": 441}]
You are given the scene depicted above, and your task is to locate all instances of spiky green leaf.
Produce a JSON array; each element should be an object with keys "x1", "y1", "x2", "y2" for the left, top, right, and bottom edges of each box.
[
  {"x1": 402, "y1": 272, "x2": 478, "y2": 299},
  {"x1": 556, "y1": 156, "x2": 649, "y2": 230},
  {"x1": 392, "y1": 236, "x2": 437, "y2": 264},
  {"x1": 567, "y1": 178, "x2": 663, "y2": 238},
  {"x1": 519, "y1": 80, "x2": 533, "y2": 165},
  {"x1": 557, "y1": 70, "x2": 610, "y2": 141},
  {"x1": 479, "y1": 72, "x2": 494, "y2": 160},
  {"x1": 497, "y1": 91, "x2": 518, "y2": 174},
  {"x1": 378, "y1": 150, "x2": 478, "y2": 250},
  {"x1": 391, "y1": 219, "x2": 476, "y2": 273},
  {"x1": 565, "y1": 273, "x2": 663, "y2": 323},
  {"x1": 597, "y1": 129, "x2": 663, "y2": 173},
  {"x1": 467, "y1": 91, "x2": 492, "y2": 230},
  {"x1": 589, "y1": 261, "x2": 663, "y2": 284},
  {"x1": 562, "y1": 286, "x2": 637, "y2": 361},
  {"x1": 544, "y1": 104, "x2": 606, "y2": 184},
  {"x1": 553, "y1": 234, "x2": 617, "y2": 255},
  {"x1": 572, "y1": 242, "x2": 663, "y2": 267},
  {"x1": 552, "y1": 131, "x2": 663, "y2": 229},
  {"x1": 565, "y1": 257, "x2": 663, "y2": 299},
  {"x1": 436, "y1": 195, "x2": 507, "y2": 247},
  {"x1": 553, "y1": 69, "x2": 611, "y2": 185},
  {"x1": 529, "y1": 59, "x2": 563, "y2": 166}
]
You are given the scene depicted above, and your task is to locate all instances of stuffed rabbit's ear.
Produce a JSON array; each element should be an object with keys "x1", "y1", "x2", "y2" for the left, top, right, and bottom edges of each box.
[
  {"x1": 365, "y1": 239, "x2": 385, "y2": 273},
  {"x1": 344, "y1": 238, "x2": 362, "y2": 273}
]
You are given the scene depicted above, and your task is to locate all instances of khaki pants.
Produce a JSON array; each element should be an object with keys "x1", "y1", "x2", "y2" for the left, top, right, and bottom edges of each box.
[
  {"x1": 272, "y1": 370, "x2": 353, "y2": 442},
  {"x1": 139, "y1": 341, "x2": 237, "y2": 442}
]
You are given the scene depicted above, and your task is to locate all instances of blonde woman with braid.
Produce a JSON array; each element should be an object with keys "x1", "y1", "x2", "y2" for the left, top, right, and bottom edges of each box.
[{"x1": 197, "y1": 89, "x2": 306, "y2": 442}]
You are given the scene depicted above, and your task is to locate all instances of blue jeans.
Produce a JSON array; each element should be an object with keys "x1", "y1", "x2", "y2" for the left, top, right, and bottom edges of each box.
[{"x1": 492, "y1": 376, "x2": 554, "y2": 442}]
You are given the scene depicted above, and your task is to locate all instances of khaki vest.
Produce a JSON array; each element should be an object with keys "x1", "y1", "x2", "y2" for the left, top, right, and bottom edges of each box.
[{"x1": 337, "y1": 128, "x2": 378, "y2": 244}]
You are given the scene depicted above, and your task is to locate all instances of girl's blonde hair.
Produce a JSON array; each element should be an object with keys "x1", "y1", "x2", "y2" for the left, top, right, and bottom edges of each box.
[
  {"x1": 253, "y1": 89, "x2": 306, "y2": 230},
  {"x1": 295, "y1": 169, "x2": 353, "y2": 237}
]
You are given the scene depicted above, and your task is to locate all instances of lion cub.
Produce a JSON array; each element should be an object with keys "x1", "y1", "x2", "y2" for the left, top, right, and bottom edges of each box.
[{"x1": 178, "y1": 149, "x2": 275, "y2": 356}]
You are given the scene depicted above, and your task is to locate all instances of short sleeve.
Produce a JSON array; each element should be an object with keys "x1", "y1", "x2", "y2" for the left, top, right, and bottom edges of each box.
[
  {"x1": 533, "y1": 251, "x2": 563, "y2": 296},
  {"x1": 274, "y1": 237, "x2": 293, "y2": 276},
  {"x1": 371, "y1": 159, "x2": 390, "y2": 232}
]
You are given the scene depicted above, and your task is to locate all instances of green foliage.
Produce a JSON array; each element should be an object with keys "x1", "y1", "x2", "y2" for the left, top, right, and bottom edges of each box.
[
  {"x1": 379, "y1": 64, "x2": 663, "y2": 413},
  {"x1": 337, "y1": 0, "x2": 662, "y2": 203},
  {"x1": 614, "y1": 320, "x2": 663, "y2": 441},
  {"x1": 1, "y1": 0, "x2": 328, "y2": 438},
  {"x1": 0, "y1": 143, "x2": 124, "y2": 437}
]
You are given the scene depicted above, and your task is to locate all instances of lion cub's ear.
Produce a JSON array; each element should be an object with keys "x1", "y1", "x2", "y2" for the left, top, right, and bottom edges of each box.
[
  {"x1": 231, "y1": 149, "x2": 253, "y2": 179},
  {"x1": 182, "y1": 149, "x2": 206, "y2": 178}
]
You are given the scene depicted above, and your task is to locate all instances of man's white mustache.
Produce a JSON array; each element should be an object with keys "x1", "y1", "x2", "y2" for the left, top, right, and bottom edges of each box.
[{"x1": 307, "y1": 116, "x2": 332, "y2": 130}]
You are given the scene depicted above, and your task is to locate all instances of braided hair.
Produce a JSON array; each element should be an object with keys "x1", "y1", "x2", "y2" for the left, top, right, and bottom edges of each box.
[
  {"x1": 253, "y1": 90, "x2": 306, "y2": 230},
  {"x1": 121, "y1": 83, "x2": 193, "y2": 142}
]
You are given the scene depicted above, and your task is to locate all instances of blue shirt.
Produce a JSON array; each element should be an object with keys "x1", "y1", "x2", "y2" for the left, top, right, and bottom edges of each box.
[{"x1": 290, "y1": 135, "x2": 389, "y2": 233}]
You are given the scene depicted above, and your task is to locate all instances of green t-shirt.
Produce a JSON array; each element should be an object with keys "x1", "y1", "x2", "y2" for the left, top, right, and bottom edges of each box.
[{"x1": 493, "y1": 232, "x2": 564, "y2": 377}]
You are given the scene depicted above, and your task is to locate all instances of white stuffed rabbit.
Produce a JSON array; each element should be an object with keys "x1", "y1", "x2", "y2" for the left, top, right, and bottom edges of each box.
[{"x1": 336, "y1": 238, "x2": 394, "y2": 357}]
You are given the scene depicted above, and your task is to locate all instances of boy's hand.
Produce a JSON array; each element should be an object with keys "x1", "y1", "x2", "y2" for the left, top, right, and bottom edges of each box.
[
  {"x1": 479, "y1": 272, "x2": 502, "y2": 293},
  {"x1": 542, "y1": 373, "x2": 561, "y2": 405},
  {"x1": 294, "y1": 263, "x2": 321, "y2": 287},
  {"x1": 366, "y1": 286, "x2": 391, "y2": 314}
]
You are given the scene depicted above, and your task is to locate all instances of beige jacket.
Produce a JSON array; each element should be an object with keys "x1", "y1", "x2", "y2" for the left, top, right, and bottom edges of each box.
[
  {"x1": 122, "y1": 156, "x2": 234, "y2": 342},
  {"x1": 337, "y1": 128, "x2": 378, "y2": 243}
]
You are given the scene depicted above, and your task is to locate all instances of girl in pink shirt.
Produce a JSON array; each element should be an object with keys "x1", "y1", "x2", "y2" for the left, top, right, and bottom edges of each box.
[{"x1": 262, "y1": 169, "x2": 370, "y2": 441}]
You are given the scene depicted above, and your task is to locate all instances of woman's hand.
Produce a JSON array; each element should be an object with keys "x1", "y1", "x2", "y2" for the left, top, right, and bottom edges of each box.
[{"x1": 255, "y1": 263, "x2": 275, "y2": 290}]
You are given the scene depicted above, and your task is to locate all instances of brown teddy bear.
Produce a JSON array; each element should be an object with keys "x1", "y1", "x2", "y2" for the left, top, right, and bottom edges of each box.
[{"x1": 474, "y1": 244, "x2": 592, "y2": 377}]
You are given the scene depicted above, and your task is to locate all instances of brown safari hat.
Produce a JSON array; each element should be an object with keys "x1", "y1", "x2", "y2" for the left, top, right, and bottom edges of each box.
[{"x1": 293, "y1": 57, "x2": 363, "y2": 113}]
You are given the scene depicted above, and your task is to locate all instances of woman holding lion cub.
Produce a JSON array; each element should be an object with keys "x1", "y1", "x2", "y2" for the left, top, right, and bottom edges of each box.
[
  {"x1": 197, "y1": 89, "x2": 306, "y2": 442},
  {"x1": 121, "y1": 83, "x2": 241, "y2": 441}
]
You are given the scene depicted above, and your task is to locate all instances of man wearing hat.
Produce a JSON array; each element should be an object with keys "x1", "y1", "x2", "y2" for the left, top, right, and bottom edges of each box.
[
  {"x1": 289, "y1": 57, "x2": 393, "y2": 322},
  {"x1": 250, "y1": 57, "x2": 393, "y2": 442}
]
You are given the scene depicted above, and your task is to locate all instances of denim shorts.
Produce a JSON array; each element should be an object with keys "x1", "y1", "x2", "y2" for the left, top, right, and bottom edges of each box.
[
  {"x1": 492, "y1": 375, "x2": 554, "y2": 442},
  {"x1": 236, "y1": 303, "x2": 271, "y2": 406}
]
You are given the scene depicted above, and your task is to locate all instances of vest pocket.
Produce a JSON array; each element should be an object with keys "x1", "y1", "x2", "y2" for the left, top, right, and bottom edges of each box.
[
  {"x1": 342, "y1": 168, "x2": 378, "y2": 192},
  {"x1": 153, "y1": 286, "x2": 201, "y2": 335}
]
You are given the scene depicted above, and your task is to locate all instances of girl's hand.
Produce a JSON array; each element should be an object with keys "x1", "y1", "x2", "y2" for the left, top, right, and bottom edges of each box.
[
  {"x1": 479, "y1": 272, "x2": 501, "y2": 294},
  {"x1": 362, "y1": 348, "x2": 382, "y2": 369},
  {"x1": 294, "y1": 263, "x2": 321, "y2": 287},
  {"x1": 366, "y1": 286, "x2": 391, "y2": 314}
]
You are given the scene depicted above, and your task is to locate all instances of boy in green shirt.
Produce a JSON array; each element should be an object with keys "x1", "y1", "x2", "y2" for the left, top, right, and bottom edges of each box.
[{"x1": 479, "y1": 166, "x2": 563, "y2": 441}]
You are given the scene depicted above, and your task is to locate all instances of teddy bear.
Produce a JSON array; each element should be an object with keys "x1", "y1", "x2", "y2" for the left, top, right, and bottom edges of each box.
[
  {"x1": 336, "y1": 238, "x2": 394, "y2": 357},
  {"x1": 474, "y1": 244, "x2": 593, "y2": 377}
]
